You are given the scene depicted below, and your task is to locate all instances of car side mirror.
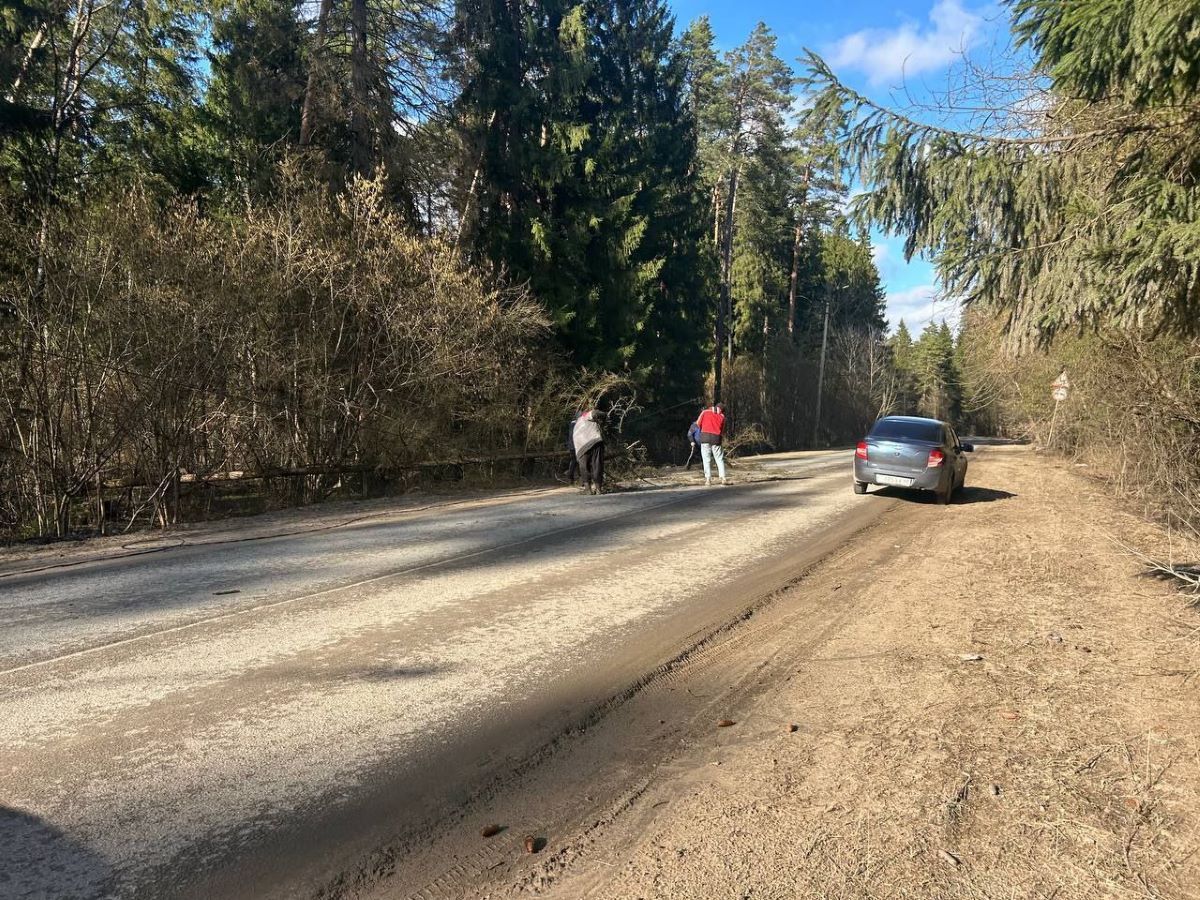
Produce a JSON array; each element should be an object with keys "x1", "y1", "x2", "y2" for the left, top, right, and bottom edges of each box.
[{"x1": 960, "y1": 443, "x2": 975, "y2": 453}]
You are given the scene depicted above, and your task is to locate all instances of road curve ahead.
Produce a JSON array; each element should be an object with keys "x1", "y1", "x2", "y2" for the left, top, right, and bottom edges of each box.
[{"x1": 0, "y1": 450, "x2": 880, "y2": 900}]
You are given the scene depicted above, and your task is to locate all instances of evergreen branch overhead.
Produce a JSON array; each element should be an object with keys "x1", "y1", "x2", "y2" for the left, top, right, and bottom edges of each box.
[{"x1": 801, "y1": 0, "x2": 1200, "y2": 346}]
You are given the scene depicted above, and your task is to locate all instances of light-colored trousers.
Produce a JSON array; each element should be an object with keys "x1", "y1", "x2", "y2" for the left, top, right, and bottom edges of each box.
[{"x1": 700, "y1": 442, "x2": 726, "y2": 479}]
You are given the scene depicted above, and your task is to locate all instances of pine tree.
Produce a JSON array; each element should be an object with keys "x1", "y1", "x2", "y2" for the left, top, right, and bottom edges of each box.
[
  {"x1": 706, "y1": 24, "x2": 794, "y2": 396},
  {"x1": 679, "y1": 16, "x2": 727, "y2": 247}
]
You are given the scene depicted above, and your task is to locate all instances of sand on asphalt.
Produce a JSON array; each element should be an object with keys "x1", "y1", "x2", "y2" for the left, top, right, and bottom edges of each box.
[{"x1": 1, "y1": 450, "x2": 875, "y2": 900}]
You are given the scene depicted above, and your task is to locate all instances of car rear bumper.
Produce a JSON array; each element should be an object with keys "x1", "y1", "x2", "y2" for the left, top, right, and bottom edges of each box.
[{"x1": 854, "y1": 458, "x2": 944, "y2": 491}]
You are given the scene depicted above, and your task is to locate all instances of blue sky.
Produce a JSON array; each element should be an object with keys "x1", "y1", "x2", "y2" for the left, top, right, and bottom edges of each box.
[{"x1": 668, "y1": 0, "x2": 1009, "y2": 333}]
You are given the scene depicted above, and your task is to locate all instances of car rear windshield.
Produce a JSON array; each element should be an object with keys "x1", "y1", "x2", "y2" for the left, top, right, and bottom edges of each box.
[{"x1": 869, "y1": 419, "x2": 942, "y2": 442}]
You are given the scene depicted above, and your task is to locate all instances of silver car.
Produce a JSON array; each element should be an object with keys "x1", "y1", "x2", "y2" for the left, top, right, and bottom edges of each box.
[{"x1": 853, "y1": 416, "x2": 973, "y2": 504}]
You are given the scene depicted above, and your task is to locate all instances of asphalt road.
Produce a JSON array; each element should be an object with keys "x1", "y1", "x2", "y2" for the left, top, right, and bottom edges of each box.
[{"x1": 0, "y1": 449, "x2": 882, "y2": 900}]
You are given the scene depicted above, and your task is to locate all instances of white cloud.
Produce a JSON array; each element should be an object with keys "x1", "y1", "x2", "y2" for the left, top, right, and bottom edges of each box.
[
  {"x1": 828, "y1": 0, "x2": 986, "y2": 86},
  {"x1": 885, "y1": 283, "x2": 961, "y2": 333},
  {"x1": 870, "y1": 241, "x2": 892, "y2": 271}
]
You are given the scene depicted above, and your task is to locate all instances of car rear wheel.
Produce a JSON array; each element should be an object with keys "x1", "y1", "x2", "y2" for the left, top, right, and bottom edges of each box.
[
  {"x1": 935, "y1": 475, "x2": 952, "y2": 504},
  {"x1": 853, "y1": 480, "x2": 868, "y2": 495}
]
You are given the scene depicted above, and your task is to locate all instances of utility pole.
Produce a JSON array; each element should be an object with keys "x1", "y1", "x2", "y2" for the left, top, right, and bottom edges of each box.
[
  {"x1": 812, "y1": 297, "x2": 830, "y2": 447},
  {"x1": 812, "y1": 280, "x2": 846, "y2": 448}
]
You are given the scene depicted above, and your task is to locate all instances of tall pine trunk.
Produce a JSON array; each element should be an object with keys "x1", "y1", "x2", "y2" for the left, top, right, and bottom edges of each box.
[
  {"x1": 715, "y1": 164, "x2": 739, "y2": 401},
  {"x1": 299, "y1": 0, "x2": 333, "y2": 146},
  {"x1": 787, "y1": 223, "x2": 801, "y2": 339},
  {"x1": 350, "y1": 0, "x2": 370, "y2": 176},
  {"x1": 722, "y1": 167, "x2": 739, "y2": 360},
  {"x1": 711, "y1": 181, "x2": 722, "y2": 247},
  {"x1": 786, "y1": 167, "x2": 810, "y2": 340}
]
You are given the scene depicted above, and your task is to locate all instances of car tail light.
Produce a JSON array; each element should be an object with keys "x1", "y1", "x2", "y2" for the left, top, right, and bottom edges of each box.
[
  {"x1": 855, "y1": 441, "x2": 868, "y2": 460},
  {"x1": 927, "y1": 448, "x2": 945, "y2": 467}
]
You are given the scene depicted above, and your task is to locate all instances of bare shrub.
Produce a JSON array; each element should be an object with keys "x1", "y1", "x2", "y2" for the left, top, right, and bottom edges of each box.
[
  {"x1": 959, "y1": 314, "x2": 1200, "y2": 533},
  {"x1": 0, "y1": 168, "x2": 552, "y2": 538},
  {"x1": 720, "y1": 331, "x2": 893, "y2": 452}
]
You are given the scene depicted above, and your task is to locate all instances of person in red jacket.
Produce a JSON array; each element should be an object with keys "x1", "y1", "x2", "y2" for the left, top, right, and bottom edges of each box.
[{"x1": 695, "y1": 403, "x2": 727, "y2": 486}]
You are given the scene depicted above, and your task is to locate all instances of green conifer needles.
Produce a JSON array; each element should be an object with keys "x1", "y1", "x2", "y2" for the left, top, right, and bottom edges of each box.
[{"x1": 804, "y1": 0, "x2": 1200, "y2": 345}]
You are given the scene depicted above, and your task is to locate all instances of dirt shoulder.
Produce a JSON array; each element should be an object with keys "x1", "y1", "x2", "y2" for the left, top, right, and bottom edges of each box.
[{"x1": 384, "y1": 446, "x2": 1200, "y2": 900}]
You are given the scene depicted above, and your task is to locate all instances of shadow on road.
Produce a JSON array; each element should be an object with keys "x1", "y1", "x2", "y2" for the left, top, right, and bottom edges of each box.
[
  {"x1": 22, "y1": 472, "x2": 871, "y2": 900},
  {"x1": 872, "y1": 486, "x2": 1017, "y2": 505},
  {"x1": 0, "y1": 806, "x2": 110, "y2": 900},
  {"x1": 5, "y1": 480, "x2": 810, "y2": 634}
]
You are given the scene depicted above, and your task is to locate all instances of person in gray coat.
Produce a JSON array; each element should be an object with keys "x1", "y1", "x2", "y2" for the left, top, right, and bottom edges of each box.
[{"x1": 573, "y1": 409, "x2": 605, "y2": 495}]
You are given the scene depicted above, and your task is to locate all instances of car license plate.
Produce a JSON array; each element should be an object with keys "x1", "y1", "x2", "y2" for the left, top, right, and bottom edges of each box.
[{"x1": 876, "y1": 474, "x2": 914, "y2": 487}]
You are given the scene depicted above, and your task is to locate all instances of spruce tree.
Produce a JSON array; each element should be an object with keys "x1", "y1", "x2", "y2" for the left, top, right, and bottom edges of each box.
[
  {"x1": 912, "y1": 321, "x2": 962, "y2": 422},
  {"x1": 811, "y1": 227, "x2": 886, "y2": 336},
  {"x1": 783, "y1": 113, "x2": 846, "y2": 339},
  {"x1": 452, "y1": 0, "x2": 590, "y2": 281},
  {"x1": 454, "y1": 0, "x2": 713, "y2": 409},
  {"x1": 806, "y1": 0, "x2": 1200, "y2": 342},
  {"x1": 576, "y1": 0, "x2": 713, "y2": 406},
  {"x1": 205, "y1": 0, "x2": 307, "y2": 198},
  {"x1": 1, "y1": 0, "x2": 207, "y2": 205},
  {"x1": 730, "y1": 134, "x2": 794, "y2": 355},
  {"x1": 889, "y1": 320, "x2": 919, "y2": 414}
]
